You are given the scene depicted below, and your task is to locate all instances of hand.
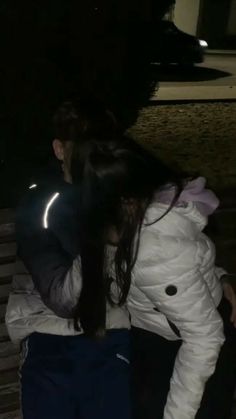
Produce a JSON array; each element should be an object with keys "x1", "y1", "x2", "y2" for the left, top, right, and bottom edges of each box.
[{"x1": 222, "y1": 281, "x2": 236, "y2": 327}]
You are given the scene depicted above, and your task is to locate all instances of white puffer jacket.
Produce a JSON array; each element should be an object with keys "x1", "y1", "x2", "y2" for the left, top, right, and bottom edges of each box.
[
  {"x1": 6, "y1": 261, "x2": 130, "y2": 343},
  {"x1": 127, "y1": 199, "x2": 225, "y2": 419}
]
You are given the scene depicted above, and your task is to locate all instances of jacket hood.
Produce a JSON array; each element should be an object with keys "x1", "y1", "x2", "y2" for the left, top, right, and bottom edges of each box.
[{"x1": 156, "y1": 177, "x2": 219, "y2": 217}]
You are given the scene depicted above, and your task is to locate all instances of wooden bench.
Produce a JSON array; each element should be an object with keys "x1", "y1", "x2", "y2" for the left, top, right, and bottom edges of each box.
[{"x1": 0, "y1": 209, "x2": 20, "y2": 419}]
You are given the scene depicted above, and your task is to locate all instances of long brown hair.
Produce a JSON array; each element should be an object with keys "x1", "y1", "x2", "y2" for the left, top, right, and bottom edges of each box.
[{"x1": 70, "y1": 136, "x2": 183, "y2": 337}]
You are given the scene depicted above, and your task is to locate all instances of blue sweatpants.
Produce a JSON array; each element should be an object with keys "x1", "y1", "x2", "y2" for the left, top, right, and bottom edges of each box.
[{"x1": 20, "y1": 330, "x2": 131, "y2": 419}]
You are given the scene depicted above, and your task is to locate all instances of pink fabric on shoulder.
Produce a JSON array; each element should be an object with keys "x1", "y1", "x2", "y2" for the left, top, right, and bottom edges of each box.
[
  {"x1": 179, "y1": 177, "x2": 219, "y2": 215},
  {"x1": 156, "y1": 177, "x2": 219, "y2": 216}
]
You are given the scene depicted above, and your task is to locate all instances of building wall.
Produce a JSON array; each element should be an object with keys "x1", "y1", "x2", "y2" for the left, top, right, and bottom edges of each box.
[
  {"x1": 197, "y1": 0, "x2": 234, "y2": 48},
  {"x1": 173, "y1": 0, "x2": 201, "y2": 35},
  {"x1": 227, "y1": 0, "x2": 236, "y2": 35}
]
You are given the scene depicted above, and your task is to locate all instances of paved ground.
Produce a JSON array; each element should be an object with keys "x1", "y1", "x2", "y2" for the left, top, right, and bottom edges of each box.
[
  {"x1": 152, "y1": 53, "x2": 236, "y2": 100},
  {"x1": 130, "y1": 102, "x2": 236, "y2": 192},
  {"x1": 160, "y1": 53, "x2": 236, "y2": 87}
]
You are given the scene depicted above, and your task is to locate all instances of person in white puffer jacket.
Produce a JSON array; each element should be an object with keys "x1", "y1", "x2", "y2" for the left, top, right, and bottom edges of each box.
[
  {"x1": 128, "y1": 180, "x2": 234, "y2": 419},
  {"x1": 64, "y1": 137, "x2": 235, "y2": 419}
]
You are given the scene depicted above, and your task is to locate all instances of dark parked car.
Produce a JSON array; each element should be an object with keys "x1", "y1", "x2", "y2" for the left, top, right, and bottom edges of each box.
[{"x1": 152, "y1": 21, "x2": 208, "y2": 65}]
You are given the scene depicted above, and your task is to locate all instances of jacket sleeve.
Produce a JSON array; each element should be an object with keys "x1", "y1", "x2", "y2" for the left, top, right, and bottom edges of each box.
[
  {"x1": 215, "y1": 265, "x2": 227, "y2": 277},
  {"x1": 134, "y1": 233, "x2": 225, "y2": 419},
  {"x1": 16, "y1": 191, "x2": 82, "y2": 318}
]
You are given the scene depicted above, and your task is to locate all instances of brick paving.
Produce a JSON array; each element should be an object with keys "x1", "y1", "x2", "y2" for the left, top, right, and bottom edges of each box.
[{"x1": 130, "y1": 102, "x2": 236, "y2": 191}]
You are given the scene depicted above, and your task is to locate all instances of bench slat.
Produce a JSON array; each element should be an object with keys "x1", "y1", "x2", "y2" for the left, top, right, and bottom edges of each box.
[
  {"x1": 0, "y1": 410, "x2": 20, "y2": 419},
  {"x1": 0, "y1": 368, "x2": 18, "y2": 387},
  {"x1": 0, "y1": 225, "x2": 15, "y2": 239},
  {"x1": 0, "y1": 304, "x2": 7, "y2": 320},
  {"x1": 0, "y1": 355, "x2": 19, "y2": 373},
  {"x1": 0, "y1": 285, "x2": 12, "y2": 301},
  {"x1": 0, "y1": 342, "x2": 19, "y2": 358},
  {"x1": 0, "y1": 261, "x2": 27, "y2": 279},
  {"x1": 0, "y1": 210, "x2": 15, "y2": 225},
  {"x1": 0, "y1": 324, "x2": 9, "y2": 341},
  {"x1": 0, "y1": 244, "x2": 16, "y2": 259}
]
